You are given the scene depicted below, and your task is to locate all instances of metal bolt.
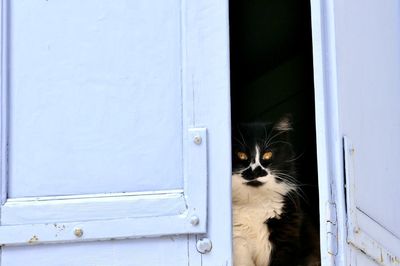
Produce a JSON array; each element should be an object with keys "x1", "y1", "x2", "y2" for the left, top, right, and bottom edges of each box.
[
  {"x1": 190, "y1": 215, "x2": 200, "y2": 226},
  {"x1": 74, "y1": 228, "x2": 83, "y2": 238},
  {"x1": 196, "y1": 238, "x2": 212, "y2": 254},
  {"x1": 193, "y1": 136, "x2": 202, "y2": 145}
]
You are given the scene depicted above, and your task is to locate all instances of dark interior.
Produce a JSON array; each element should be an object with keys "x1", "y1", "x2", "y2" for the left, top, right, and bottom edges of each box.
[{"x1": 229, "y1": 0, "x2": 319, "y2": 227}]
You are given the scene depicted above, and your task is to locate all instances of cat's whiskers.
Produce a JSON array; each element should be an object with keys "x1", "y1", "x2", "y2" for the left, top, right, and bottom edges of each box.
[
  {"x1": 265, "y1": 140, "x2": 293, "y2": 149},
  {"x1": 272, "y1": 171, "x2": 308, "y2": 202},
  {"x1": 233, "y1": 136, "x2": 248, "y2": 150},
  {"x1": 237, "y1": 129, "x2": 250, "y2": 149},
  {"x1": 262, "y1": 127, "x2": 269, "y2": 147},
  {"x1": 283, "y1": 153, "x2": 304, "y2": 163},
  {"x1": 285, "y1": 191, "x2": 301, "y2": 211},
  {"x1": 272, "y1": 171, "x2": 298, "y2": 183},
  {"x1": 264, "y1": 131, "x2": 286, "y2": 147}
]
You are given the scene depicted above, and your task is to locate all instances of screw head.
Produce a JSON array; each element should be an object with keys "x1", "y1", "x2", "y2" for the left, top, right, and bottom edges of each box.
[
  {"x1": 196, "y1": 238, "x2": 212, "y2": 254},
  {"x1": 74, "y1": 228, "x2": 83, "y2": 238},
  {"x1": 190, "y1": 215, "x2": 200, "y2": 226},
  {"x1": 193, "y1": 136, "x2": 202, "y2": 145}
]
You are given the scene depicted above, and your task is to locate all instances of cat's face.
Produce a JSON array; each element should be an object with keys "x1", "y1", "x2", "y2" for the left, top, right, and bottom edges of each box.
[{"x1": 232, "y1": 117, "x2": 296, "y2": 197}]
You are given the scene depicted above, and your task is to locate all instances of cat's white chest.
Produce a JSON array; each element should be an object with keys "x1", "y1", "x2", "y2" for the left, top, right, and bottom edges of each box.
[
  {"x1": 232, "y1": 174, "x2": 292, "y2": 266},
  {"x1": 233, "y1": 204, "x2": 276, "y2": 266}
]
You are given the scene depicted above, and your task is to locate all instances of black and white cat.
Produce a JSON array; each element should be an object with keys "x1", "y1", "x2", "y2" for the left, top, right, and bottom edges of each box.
[{"x1": 232, "y1": 116, "x2": 320, "y2": 266}]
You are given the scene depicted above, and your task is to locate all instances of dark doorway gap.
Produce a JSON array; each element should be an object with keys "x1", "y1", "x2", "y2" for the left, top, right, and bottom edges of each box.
[{"x1": 229, "y1": 0, "x2": 320, "y2": 236}]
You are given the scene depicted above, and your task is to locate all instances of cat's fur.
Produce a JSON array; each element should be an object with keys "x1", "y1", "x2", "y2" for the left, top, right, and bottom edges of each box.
[{"x1": 232, "y1": 116, "x2": 320, "y2": 266}]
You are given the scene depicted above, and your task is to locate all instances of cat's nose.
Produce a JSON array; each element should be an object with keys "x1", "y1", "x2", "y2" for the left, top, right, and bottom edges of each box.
[
  {"x1": 242, "y1": 166, "x2": 267, "y2": 180},
  {"x1": 253, "y1": 166, "x2": 267, "y2": 178}
]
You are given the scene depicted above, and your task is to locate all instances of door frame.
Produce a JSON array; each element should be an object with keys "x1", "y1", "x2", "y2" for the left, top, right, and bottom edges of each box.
[{"x1": 310, "y1": 0, "x2": 348, "y2": 265}]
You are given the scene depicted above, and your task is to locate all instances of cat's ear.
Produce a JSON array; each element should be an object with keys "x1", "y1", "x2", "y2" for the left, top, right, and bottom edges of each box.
[{"x1": 273, "y1": 114, "x2": 293, "y2": 132}]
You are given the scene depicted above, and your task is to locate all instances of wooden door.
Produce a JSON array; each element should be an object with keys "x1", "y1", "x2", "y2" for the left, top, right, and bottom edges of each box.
[
  {"x1": 334, "y1": 0, "x2": 400, "y2": 265},
  {"x1": 0, "y1": 1, "x2": 232, "y2": 265},
  {"x1": 311, "y1": 0, "x2": 400, "y2": 265}
]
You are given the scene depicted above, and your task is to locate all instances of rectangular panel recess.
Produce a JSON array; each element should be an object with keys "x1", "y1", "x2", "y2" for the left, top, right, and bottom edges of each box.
[
  {"x1": 0, "y1": 128, "x2": 208, "y2": 245},
  {"x1": 7, "y1": 0, "x2": 183, "y2": 197}
]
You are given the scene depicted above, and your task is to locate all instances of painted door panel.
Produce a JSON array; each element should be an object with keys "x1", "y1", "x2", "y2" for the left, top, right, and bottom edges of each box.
[
  {"x1": 1, "y1": 0, "x2": 208, "y2": 245},
  {"x1": 8, "y1": 0, "x2": 183, "y2": 198},
  {"x1": 334, "y1": 0, "x2": 400, "y2": 264},
  {"x1": 2, "y1": 237, "x2": 189, "y2": 266},
  {"x1": 0, "y1": 0, "x2": 232, "y2": 265}
]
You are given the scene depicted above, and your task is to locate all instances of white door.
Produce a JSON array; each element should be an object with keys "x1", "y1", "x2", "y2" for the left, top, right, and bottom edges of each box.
[
  {"x1": 334, "y1": 0, "x2": 400, "y2": 265},
  {"x1": 311, "y1": 0, "x2": 400, "y2": 265},
  {"x1": 0, "y1": 1, "x2": 232, "y2": 265}
]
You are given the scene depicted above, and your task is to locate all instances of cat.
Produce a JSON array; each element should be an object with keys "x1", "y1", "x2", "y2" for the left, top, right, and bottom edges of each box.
[{"x1": 232, "y1": 115, "x2": 320, "y2": 266}]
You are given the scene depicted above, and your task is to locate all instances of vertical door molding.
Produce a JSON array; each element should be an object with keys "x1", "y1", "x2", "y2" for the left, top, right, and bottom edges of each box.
[
  {"x1": 310, "y1": 0, "x2": 348, "y2": 265},
  {"x1": 0, "y1": 0, "x2": 10, "y2": 205}
]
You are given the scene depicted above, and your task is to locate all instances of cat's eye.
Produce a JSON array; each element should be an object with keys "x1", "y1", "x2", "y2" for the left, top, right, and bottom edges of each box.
[
  {"x1": 262, "y1": 151, "x2": 273, "y2": 160},
  {"x1": 237, "y1": 152, "x2": 248, "y2": 160}
]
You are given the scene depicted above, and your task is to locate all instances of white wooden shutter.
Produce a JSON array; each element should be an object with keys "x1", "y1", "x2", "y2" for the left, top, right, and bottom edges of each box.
[
  {"x1": 0, "y1": 0, "x2": 230, "y2": 253},
  {"x1": 334, "y1": 0, "x2": 400, "y2": 264}
]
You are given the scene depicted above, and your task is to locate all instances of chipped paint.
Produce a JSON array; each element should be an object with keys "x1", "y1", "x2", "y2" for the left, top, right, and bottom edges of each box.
[
  {"x1": 53, "y1": 223, "x2": 66, "y2": 231},
  {"x1": 28, "y1": 235, "x2": 39, "y2": 244},
  {"x1": 344, "y1": 137, "x2": 400, "y2": 266},
  {"x1": 388, "y1": 253, "x2": 400, "y2": 264}
]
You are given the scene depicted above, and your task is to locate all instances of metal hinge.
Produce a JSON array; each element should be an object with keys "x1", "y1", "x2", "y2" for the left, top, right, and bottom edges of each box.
[{"x1": 326, "y1": 201, "x2": 338, "y2": 256}]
